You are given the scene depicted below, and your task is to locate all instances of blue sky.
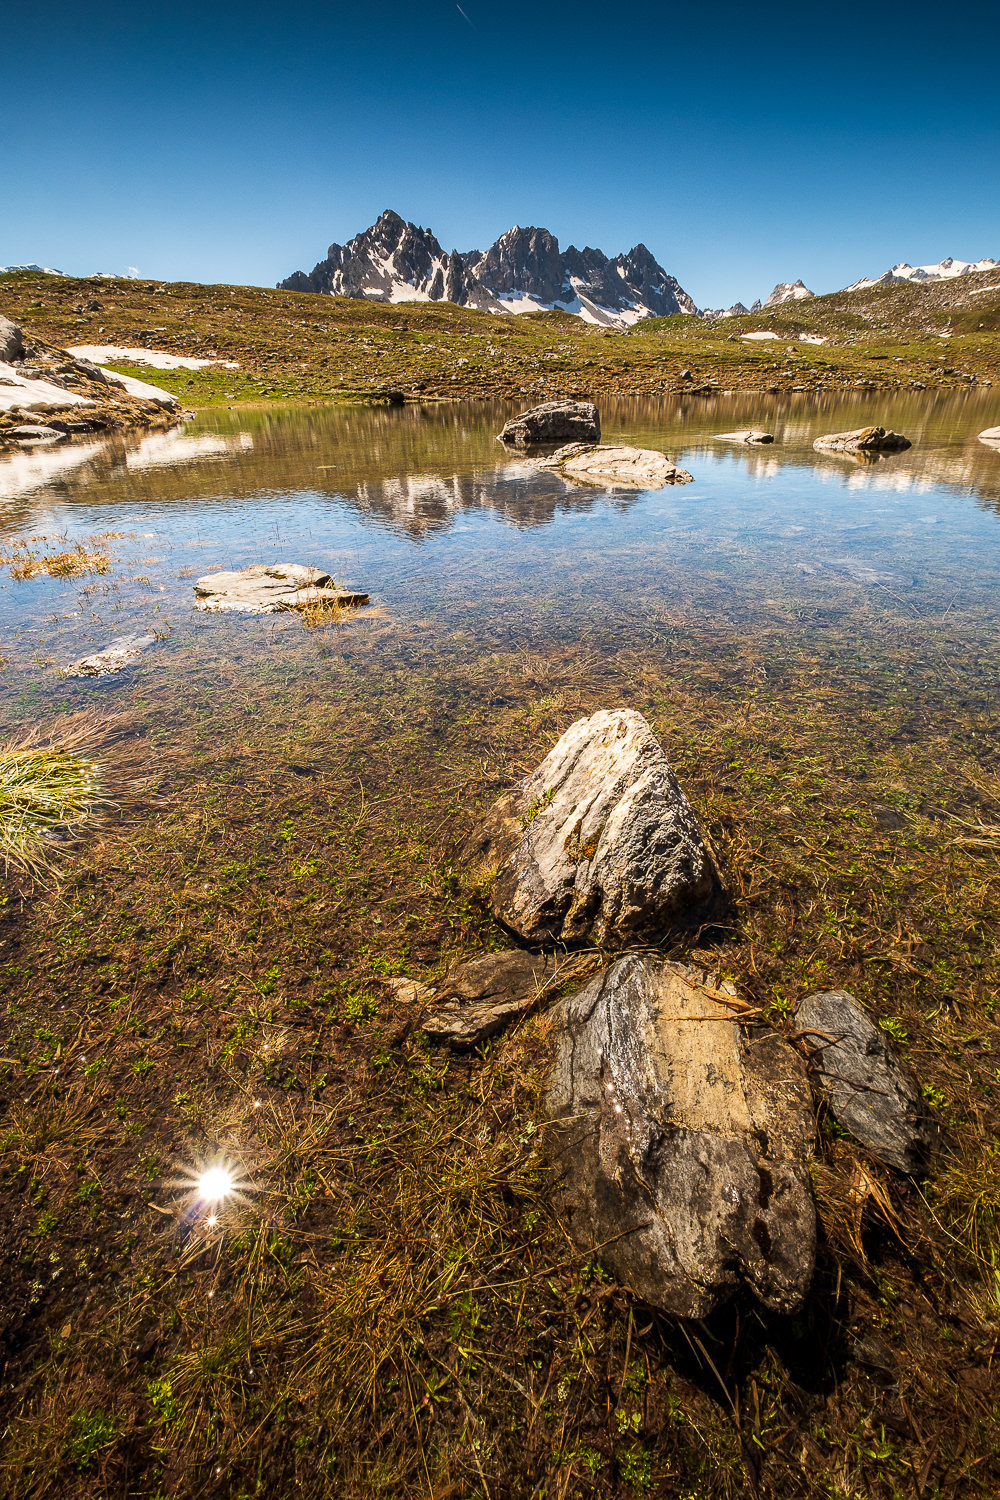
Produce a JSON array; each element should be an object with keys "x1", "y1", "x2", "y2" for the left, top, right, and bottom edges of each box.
[{"x1": 3, "y1": 0, "x2": 999, "y2": 308}]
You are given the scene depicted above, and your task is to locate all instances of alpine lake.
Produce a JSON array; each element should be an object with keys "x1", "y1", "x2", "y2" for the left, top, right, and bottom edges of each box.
[{"x1": 2, "y1": 389, "x2": 1000, "y2": 1498}]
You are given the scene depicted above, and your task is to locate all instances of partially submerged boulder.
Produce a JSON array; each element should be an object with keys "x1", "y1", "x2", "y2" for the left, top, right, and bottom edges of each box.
[
  {"x1": 498, "y1": 399, "x2": 600, "y2": 447},
  {"x1": 193, "y1": 565, "x2": 368, "y2": 615},
  {"x1": 421, "y1": 949, "x2": 558, "y2": 1048},
  {"x1": 466, "y1": 709, "x2": 716, "y2": 946},
  {"x1": 64, "y1": 634, "x2": 156, "y2": 678},
  {"x1": 538, "y1": 443, "x2": 693, "y2": 489},
  {"x1": 813, "y1": 426, "x2": 911, "y2": 454},
  {"x1": 545, "y1": 955, "x2": 817, "y2": 1317},
  {"x1": 978, "y1": 425, "x2": 1000, "y2": 448},
  {"x1": 715, "y1": 429, "x2": 774, "y2": 445},
  {"x1": 797, "y1": 990, "x2": 931, "y2": 1174}
]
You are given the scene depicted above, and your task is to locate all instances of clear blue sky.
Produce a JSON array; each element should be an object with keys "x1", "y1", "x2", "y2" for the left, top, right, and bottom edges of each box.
[{"x1": 4, "y1": 0, "x2": 998, "y2": 308}]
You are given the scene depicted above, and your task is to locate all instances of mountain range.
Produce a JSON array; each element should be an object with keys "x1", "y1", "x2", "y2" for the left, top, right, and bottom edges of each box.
[{"x1": 280, "y1": 211, "x2": 698, "y2": 328}]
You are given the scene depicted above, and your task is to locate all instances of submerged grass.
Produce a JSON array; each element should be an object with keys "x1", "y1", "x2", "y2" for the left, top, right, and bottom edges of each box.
[{"x1": 2, "y1": 607, "x2": 1000, "y2": 1495}]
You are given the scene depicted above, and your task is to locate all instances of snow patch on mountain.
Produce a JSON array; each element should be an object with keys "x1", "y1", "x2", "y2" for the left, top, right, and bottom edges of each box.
[{"x1": 845, "y1": 257, "x2": 999, "y2": 291}]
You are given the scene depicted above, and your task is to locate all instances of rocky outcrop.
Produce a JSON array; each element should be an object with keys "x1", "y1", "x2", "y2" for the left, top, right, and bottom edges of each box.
[
  {"x1": 813, "y1": 426, "x2": 911, "y2": 454},
  {"x1": 0, "y1": 316, "x2": 24, "y2": 364},
  {"x1": 715, "y1": 429, "x2": 774, "y2": 445},
  {"x1": 466, "y1": 709, "x2": 716, "y2": 947},
  {"x1": 538, "y1": 443, "x2": 693, "y2": 488},
  {"x1": 64, "y1": 634, "x2": 156, "y2": 678},
  {"x1": 545, "y1": 956, "x2": 817, "y2": 1317},
  {"x1": 797, "y1": 990, "x2": 932, "y2": 1174},
  {"x1": 498, "y1": 400, "x2": 600, "y2": 447},
  {"x1": 421, "y1": 949, "x2": 558, "y2": 1048},
  {"x1": 279, "y1": 211, "x2": 699, "y2": 327},
  {"x1": 193, "y1": 565, "x2": 368, "y2": 615}
]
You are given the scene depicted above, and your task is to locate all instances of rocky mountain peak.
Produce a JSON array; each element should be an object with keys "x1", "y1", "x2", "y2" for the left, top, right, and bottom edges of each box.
[{"x1": 764, "y1": 279, "x2": 815, "y2": 306}]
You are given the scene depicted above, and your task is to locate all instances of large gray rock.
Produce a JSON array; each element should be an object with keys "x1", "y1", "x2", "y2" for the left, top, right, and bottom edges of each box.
[
  {"x1": 813, "y1": 426, "x2": 911, "y2": 454},
  {"x1": 538, "y1": 442, "x2": 693, "y2": 489},
  {"x1": 0, "y1": 316, "x2": 24, "y2": 364},
  {"x1": 421, "y1": 949, "x2": 557, "y2": 1048},
  {"x1": 466, "y1": 709, "x2": 716, "y2": 946},
  {"x1": 796, "y1": 990, "x2": 931, "y2": 1174},
  {"x1": 498, "y1": 400, "x2": 600, "y2": 447},
  {"x1": 193, "y1": 564, "x2": 369, "y2": 615},
  {"x1": 545, "y1": 956, "x2": 817, "y2": 1317}
]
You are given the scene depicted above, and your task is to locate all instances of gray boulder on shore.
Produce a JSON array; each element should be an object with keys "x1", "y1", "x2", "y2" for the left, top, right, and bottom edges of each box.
[
  {"x1": 0, "y1": 315, "x2": 24, "y2": 364},
  {"x1": 796, "y1": 990, "x2": 932, "y2": 1174},
  {"x1": 465, "y1": 708, "x2": 716, "y2": 947},
  {"x1": 544, "y1": 955, "x2": 817, "y2": 1317},
  {"x1": 498, "y1": 399, "x2": 600, "y2": 447}
]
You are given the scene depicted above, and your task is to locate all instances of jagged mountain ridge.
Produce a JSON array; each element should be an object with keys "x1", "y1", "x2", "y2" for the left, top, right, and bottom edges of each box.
[
  {"x1": 845, "y1": 256, "x2": 1000, "y2": 291},
  {"x1": 280, "y1": 211, "x2": 698, "y2": 327}
]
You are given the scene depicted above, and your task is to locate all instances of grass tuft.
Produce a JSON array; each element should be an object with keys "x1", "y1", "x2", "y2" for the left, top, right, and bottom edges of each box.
[{"x1": 0, "y1": 719, "x2": 111, "y2": 877}]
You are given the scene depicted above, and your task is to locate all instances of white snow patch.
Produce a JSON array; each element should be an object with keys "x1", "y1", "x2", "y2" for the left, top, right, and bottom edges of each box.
[
  {"x1": 0, "y1": 361, "x2": 96, "y2": 413},
  {"x1": 741, "y1": 331, "x2": 781, "y2": 340},
  {"x1": 969, "y1": 285, "x2": 1000, "y2": 296},
  {"x1": 69, "y1": 344, "x2": 239, "y2": 371},
  {"x1": 102, "y1": 370, "x2": 178, "y2": 405}
]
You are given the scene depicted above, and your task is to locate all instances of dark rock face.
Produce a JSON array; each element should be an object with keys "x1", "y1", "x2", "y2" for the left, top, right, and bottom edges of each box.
[
  {"x1": 545, "y1": 956, "x2": 817, "y2": 1317},
  {"x1": 0, "y1": 315, "x2": 25, "y2": 363},
  {"x1": 466, "y1": 709, "x2": 716, "y2": 947},
  {"x1": 797, "y1": 990, "x2": 932, "y2": 1174},
  {"x1": 813, "y1": 426, "x2": 912, "y2": 454},
  {"x1": 421, "y1": 949, "x2": 558, "y2": 1048},
  {"x1": 279, "y1": 211, "x2": 699, "y2": 325},
  {"x1": 498, "y1": 400, "x2": 600, "y2": 447}
]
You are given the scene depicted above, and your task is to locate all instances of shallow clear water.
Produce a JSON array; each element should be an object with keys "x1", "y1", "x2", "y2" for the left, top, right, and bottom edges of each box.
[{"x1": 1, "y1": 388, "x2": 999, "y2": 724}]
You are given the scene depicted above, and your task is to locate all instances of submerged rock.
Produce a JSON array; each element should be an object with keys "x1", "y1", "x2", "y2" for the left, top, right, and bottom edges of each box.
[
  {"x1": 193, "y1": 564, "x2": 369, "y2": 615},
  {"x1": 715, "y1": 429, "x2": 775, "y2": 445},
  {"x1": 498, "y1": 399, "x2": 600, "y2": 447},
  {"x1": 545, "y1": 955, "x2": 817, "y2": 1317},
  {"x1": 796, "y1": 990, "x2": 931, "y2": 1174},
  {"x1": 466, "y1": 709, "x2": 716, "y2": 947},
  {"x1": 64, "y1": 633, "x2": 157, "y2": 678},
  {"x1": 813, "y1": 426, "x2": 911, "y2": 454},
  {"x1": 421, "y1": 949, "x2": 558, "y2": 1048},
  {"x1": 538, "y1": 442, "x2": 693, "y2": 489}
]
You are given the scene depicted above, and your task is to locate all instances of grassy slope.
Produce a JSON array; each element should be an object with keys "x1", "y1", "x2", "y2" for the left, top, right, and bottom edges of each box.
[{"x1": 2, "y1": 267, "x2": 999, "y2": 408}]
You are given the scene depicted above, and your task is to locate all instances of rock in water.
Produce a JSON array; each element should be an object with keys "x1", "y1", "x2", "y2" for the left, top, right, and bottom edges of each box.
[
  {"x1": 193, "y1": 564, "x2": 369, "y2": 614},
  {"x1": 796, "y1": 990, "x2": 931, "y2": 1173},
  {"x1": 813, "y1": 426, "x2": 911, "y2": 454},
  {"x1": 466, "y1": 709, "x2": 716, "y2": 946},
  {"x1": 715, "y1": 429, "x2": 775, "y2": 445},
  {"x1": 538, "y1": 443, "x2": 693, "y2": 489},
  {"x1": 498, "y1": 400, "x2": 600, "y2": 447},
  {"x1": 978, "y1": 425, "x2": 1000, "y2": 448},
  {"x1": 421, "y1": 949, "x2": 558, "y2": 1048},
  {"x1": 64, "y1": 634, "x2": 157, "y2": 678},
  {"x1": 544, "y1": 956, "x2": 817, "y2": 1317}
]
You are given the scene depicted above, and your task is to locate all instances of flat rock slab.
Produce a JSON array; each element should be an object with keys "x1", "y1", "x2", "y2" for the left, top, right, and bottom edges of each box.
[
  {"x1": 64, "y1": 634, "x2": 157, "y2": 678},
  {"x1": 421, "y1": 949, "x2": 558, "y2": 1048},
  {"x1": 193, "y1": 564, "x2": 369, "y2": 614},
  {"x1": 545, "y1": 955, "x2": 817, "y2": 1317},
  {"x1": 715, "y1": 429, "x2": 774, "y2": 445},
  {"x1": 499, "y1": 400, "x2": 600, "y2": 447},
  {"x1": 797, "y1": 989, "x2": 931, "y2": 1173},
  {"x1": 466, "y1": 708, "x2": 716, "y2": 946},
  {"x1": 538, "y1": 443, "x2": 693, "y2": 489},
  {"x1": 813, "y1": 426, "x2": 911, "y2": 454},
  {"x1": 7, "y1": 423, "x2": 69, "y2": 446},
  {"x1": 979, "y1": 425, "x2": 1000, "y2": 448}
]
